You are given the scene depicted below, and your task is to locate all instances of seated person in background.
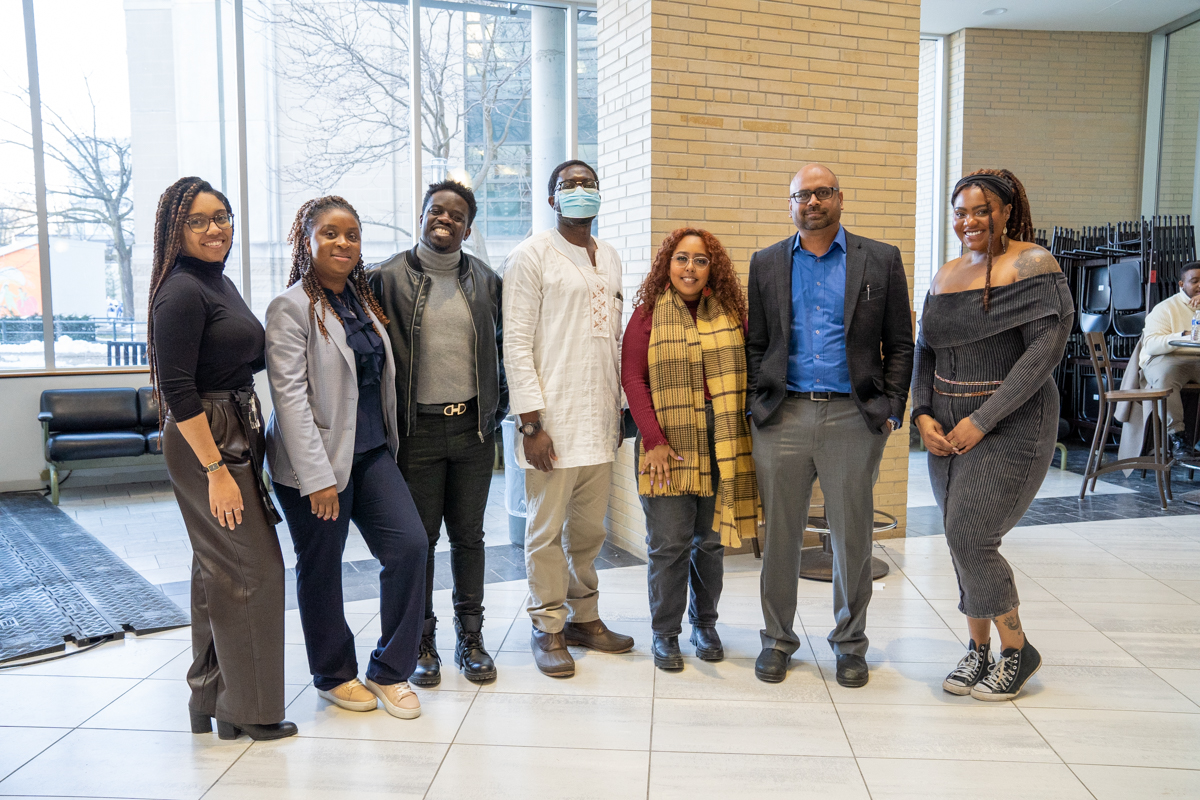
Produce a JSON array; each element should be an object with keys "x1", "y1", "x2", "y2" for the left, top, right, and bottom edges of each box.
[{"x1": 1140, "y1": 260, "x2": 1200, "y2": 461}]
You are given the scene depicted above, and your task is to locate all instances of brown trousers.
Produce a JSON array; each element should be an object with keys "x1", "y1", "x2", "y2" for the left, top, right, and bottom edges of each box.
[{"x1": 163, "y1": 392, "x2": 285, "y2": 725}]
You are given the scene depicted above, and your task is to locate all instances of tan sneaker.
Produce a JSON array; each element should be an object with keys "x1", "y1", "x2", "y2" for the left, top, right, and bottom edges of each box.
[
  {"x1": 317, "y1": 678, "x2": 378, "y2": 712},
  {"x1": 364, "y1": 678, "x2": 421, "y2": 719}
]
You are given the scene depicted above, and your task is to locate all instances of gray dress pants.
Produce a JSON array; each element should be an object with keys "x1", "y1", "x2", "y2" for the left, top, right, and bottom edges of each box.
[
  {"x1": 752, "y1": 396, "x2": 887, "y2": 658},
  {"x1": 163, "y1": 401, "x2": 286, "y2": 725}
]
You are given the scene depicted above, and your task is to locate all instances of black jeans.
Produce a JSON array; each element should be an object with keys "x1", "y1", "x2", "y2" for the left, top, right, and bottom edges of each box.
[
  {"x1": 638, "y1": 403, "x2": 724, "y2": 637},
  {"x1": 396, "y1": 408, "x2": 494, "y2": 619},
  {"x1": 274, "y1": 446, "x2": 427, "y2": 690}
]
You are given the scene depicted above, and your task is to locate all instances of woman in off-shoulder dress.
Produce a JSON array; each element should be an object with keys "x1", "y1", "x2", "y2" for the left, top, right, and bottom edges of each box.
[{"x1": 912, "y1": 169, "x2": 1073, "y2": 702}]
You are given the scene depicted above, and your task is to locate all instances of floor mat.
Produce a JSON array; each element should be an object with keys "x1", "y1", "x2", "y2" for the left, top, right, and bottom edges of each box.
[{"x1": 0, "y1": 493, "x2": 189, "y2": 663}]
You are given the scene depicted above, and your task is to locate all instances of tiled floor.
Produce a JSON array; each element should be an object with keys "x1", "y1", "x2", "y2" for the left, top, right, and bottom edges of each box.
[{"x1": 2, "y1": 510, "x2": 1199, "y2": 798}]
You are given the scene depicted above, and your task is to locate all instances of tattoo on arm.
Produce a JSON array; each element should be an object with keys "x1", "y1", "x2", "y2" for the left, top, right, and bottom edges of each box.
[{"x1": 1013, "y1": 247, "x2": 1061, "y2": 279}]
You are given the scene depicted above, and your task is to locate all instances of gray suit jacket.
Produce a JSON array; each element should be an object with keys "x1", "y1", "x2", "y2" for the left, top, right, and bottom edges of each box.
[
  {"x1": 264, "y1": 281, "x2": 399, "y2": 495},
  {"x1": 746, "y1": 229, "x2": 915, "y2": 431}
]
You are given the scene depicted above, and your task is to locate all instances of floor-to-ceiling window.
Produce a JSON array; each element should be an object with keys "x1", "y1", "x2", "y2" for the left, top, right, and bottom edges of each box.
[
  {"x1": 1157, "y1": 20, "x2": 1200, "y2": 221},
  {"x1": 2, "y1": 0, "x2": 593, "y2": 373}
]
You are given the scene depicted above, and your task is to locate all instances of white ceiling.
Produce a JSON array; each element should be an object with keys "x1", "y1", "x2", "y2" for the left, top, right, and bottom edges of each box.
[{"x1": 920, "y1": 0, "x2": 1200, "y2": 35}]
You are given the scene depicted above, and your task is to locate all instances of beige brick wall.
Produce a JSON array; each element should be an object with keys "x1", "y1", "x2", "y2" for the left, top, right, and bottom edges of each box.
[
  {"x1": 948, "y1": 29, "x2": 1149, "y2": 234},
  {"x1": 598, "y1": 0, "x2": 921, "y2": 556}
]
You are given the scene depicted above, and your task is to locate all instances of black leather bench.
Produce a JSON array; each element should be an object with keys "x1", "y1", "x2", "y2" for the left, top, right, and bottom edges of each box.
[{"x1": 39, "y1": 387, "x2": 164, "y2": 504}]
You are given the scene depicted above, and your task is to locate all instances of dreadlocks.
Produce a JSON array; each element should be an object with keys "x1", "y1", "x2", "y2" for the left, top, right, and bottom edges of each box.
[
  {"x1": 146, "y1": 177, "x2": 232, "y2": 430},
  {"x1": 952, "y1": 168, "x2": 1034, "y2": 311},
  {"x1": 286, "y1": 196, "x2": 388, "y2": 342}
]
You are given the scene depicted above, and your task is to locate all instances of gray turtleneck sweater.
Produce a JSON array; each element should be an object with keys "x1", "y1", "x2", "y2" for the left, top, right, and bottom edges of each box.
[{"x1": 415, "y1": 241, "x2": 477, "y2": 404}]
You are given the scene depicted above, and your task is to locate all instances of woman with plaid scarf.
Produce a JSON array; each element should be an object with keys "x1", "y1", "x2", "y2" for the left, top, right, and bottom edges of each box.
[{"x1": 622, "y1": 228, "x2": 761, "y2": 672}]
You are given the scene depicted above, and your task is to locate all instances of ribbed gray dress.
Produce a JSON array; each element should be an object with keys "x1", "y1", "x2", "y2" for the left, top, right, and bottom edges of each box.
[{"x1": 911, "y1": 272, "x2": 1073, "y2": 618}]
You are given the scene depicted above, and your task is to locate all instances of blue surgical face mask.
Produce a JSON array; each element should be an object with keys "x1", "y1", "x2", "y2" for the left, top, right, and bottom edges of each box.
[{"x1": 556, "y1": 186, "x2": 601, "y2": 219}]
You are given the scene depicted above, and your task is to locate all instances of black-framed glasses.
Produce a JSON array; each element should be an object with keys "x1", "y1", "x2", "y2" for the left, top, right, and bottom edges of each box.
[
  {"x1": 789, "y1": 187, "x2": 838, "y2": 204},
  {"x1": 184, "y1": 212, "x2": 234, "y2": 234},
  {"x1": 555, "y1": 178, "x2": 599, "y2": 192},
  {"x1": 671, "y1": 253, "x2": 710, "y2": 269}
]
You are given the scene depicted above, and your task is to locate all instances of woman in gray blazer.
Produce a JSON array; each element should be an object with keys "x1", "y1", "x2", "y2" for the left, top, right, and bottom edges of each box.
[{"x1": 265, "y1": 196, "x2": 428, "y2": 720}]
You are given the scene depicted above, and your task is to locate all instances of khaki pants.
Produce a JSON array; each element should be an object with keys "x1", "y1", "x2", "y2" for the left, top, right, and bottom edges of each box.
[
  {"x1": 1142, "y1": 354, "x2": 1200, "y2": 433},
  {"x1": 523, "y1": 463, "x2": 612, "y2": 633}
]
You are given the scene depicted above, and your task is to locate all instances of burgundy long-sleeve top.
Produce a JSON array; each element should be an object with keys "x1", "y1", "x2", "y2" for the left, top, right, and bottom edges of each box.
[{"x1": 623, "y1": 298, "x2": 721, "y2": 452}]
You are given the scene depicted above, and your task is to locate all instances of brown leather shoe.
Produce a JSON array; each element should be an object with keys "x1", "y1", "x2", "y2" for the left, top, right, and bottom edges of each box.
[
  {"x1": 563, "y1": 619, "x2": 634, "y2": 653},
  {"x1": 531, "y1": 628, "x2": 575, "y2": 677}
]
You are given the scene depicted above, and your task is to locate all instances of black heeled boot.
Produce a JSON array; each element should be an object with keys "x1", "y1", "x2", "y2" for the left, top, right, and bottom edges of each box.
[
  {"x1": 455, "y1": 614, "x2": 497, "y2": 683},
  {"x1": 190, "y1": 711, "x2": 212, "y2": 734},
  {"x1": 411, "y1": 616, "x2": 441, "y2": 687},
  {"x1": 216, "y1": 719, "x2": 298, "y2": 741}
]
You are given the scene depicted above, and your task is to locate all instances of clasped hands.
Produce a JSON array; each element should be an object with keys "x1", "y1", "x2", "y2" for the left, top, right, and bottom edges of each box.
[{"x1": 916, "y1": 414, "x2": 984, "y2": 457}]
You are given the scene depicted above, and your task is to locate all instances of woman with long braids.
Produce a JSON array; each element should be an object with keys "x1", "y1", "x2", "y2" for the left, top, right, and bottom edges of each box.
[
  {"x1": 621, "y1": 228, "x2": 759, "y2": 671},
  {"x1": 264, "y1": 196, "x2": 428, "y2": 719},
  {"x1": 912, "y1": 169, "x2": 1073, "y2": 700},
  {"x1": 148, "y1": 177, "x2": 294, "y2": 741}
]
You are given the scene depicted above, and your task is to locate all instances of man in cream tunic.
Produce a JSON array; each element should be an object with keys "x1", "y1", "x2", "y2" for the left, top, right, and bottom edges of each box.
[{"x1": 502, "y1": 159, "x2": 634, "y2": 677}]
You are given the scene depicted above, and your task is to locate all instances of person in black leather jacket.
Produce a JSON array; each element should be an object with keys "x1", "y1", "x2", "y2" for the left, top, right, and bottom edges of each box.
[{"x1": 366, "y1": 180, "x2": 507, "y2": 687}]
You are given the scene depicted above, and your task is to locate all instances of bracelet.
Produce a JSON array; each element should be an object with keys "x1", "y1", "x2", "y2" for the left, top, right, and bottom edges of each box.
[{"x1": 203, "y1": 459, "x2": 225, "y2": 474}]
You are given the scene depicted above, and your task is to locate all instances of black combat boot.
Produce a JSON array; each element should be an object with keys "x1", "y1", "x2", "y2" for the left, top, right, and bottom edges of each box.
[
  {"x1": 410, "y1": 616, "x2": 441, "y2": 687},
  {"x1": 455, "y1": 614, "x2": 497, "y2": 683}
]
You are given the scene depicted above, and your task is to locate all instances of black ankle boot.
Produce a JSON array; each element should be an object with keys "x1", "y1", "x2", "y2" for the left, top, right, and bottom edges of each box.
[
  {"x1": 411, "y1": 616, "x2": 441, "y2": 687},
  {"x1": 216, "y1": 719, "x2": 298, "y2": 741},
  {"x1": 455, "y1": 614, "x2": 497, "y2": 683},
  {"x1": 652, "y1": 634, "x2": 684, "y2": 671}
]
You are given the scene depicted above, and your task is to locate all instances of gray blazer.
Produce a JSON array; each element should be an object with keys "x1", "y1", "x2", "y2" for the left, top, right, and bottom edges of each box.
[{"x1": 264, "y1": 281, "x2": 399, "y2": 495}]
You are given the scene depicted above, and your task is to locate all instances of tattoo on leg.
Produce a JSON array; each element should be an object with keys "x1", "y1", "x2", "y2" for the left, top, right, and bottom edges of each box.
[{"x1": 1001, "y1": 612, "x2": 1022, "y2": 632}]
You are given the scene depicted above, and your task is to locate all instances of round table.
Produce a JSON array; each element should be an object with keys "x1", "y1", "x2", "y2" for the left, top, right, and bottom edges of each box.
[{"x1": 798, "y1": 508, "x2": 898, "y2": 582}]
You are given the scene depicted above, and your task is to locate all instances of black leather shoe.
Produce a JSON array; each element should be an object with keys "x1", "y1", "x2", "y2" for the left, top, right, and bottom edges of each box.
[
  {"x1": 216, "y1": 720, "x2": 298, "y2": 741},
  {"x1": 531, "y1": 627, "x2": 575, "y2": 677},
  {"x1": 689, "y1": 626, "x2": 724, "y2": 661},
  {"x1": 563, "y1": 619, "x2": 634, "y2": 653},
  {"x1": 455, "y1": 614, "x2": 497, "y2": 683},
  {"x1": 189, "y1": 710, "x2": 212, "y2": 734},
  {"x1": 836, "y1": 654, "x2": 870, "y2": 688},
  {"x1": 411, "y1": 616, "x2": 441, "y2": 687},
  {"x1": 754, "y1": 647, "x2": 790, "y2": 683},
  {"x1": 652, "y1": 635, "x2": 684, "y2": 671},
  {"x1": 1170, "y1": 432, "x2": 1196, "y2": 462}
]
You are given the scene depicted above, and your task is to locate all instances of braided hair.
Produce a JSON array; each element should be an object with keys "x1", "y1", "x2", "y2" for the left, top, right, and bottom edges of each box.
[
  {"x1": 951, "y1": 168, "x2": 1034, "y2": 311},
  {"x1": 286, "y1": 196, "x2": 389, "y2": 341},
  {"x1": 146, "y1": 177, "x2": 233, "y2": 428}
]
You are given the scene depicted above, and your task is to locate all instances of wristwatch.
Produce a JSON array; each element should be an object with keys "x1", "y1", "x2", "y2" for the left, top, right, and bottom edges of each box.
[
  {"x1": 203, "y1": 459, "x2": 225, "y2": 474},
  {"x1": 519, "y1": 420, "x2": 542, "y2": 436}
]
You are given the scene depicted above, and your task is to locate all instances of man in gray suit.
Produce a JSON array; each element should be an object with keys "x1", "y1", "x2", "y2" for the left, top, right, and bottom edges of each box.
[{"x1": 747, "y1": 163, "x2": 914, "y2": 687}]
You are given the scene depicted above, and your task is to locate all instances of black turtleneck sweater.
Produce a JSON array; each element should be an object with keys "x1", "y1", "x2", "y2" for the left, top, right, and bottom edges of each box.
[{"x1": 151, "y1": 254, "x2": 265, "y2": 422}]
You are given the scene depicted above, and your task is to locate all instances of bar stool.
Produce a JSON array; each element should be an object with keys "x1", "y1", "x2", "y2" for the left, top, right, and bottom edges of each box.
[
  {"x1": 799, "y1": 506, "x2": 897, "y2": 582},
  {"x1": 1079, "y1": 332, "x2": 1174, "y2": 508}
]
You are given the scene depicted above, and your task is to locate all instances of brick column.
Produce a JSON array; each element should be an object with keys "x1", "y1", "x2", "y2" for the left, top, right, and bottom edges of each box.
[{"x1": 597, "y1": 0, "x2": 921, "y2": 556}]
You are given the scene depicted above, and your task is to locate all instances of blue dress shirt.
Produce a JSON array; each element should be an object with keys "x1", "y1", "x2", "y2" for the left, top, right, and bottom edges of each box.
[{"x1": 787, "y1": 226, "x2": 852, "y2": 393}]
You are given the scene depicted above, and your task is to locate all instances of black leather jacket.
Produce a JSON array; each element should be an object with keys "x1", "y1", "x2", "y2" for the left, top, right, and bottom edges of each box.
[{"x1": 366, "y1": 247, "x2": 507, "y2": 440}]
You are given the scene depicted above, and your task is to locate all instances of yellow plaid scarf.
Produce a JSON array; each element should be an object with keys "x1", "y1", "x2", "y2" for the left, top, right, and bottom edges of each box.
[{"x1": 641, "y1": 289, "x2": 760, "y2": 547}]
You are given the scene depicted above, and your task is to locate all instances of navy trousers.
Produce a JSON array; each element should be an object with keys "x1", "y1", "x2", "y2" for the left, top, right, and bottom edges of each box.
[{"x1": 274, "y1": 446, "x2": 428, "y2": 690}]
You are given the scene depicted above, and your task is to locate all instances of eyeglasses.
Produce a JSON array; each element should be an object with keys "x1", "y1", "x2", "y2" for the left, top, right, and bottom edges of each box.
[
  {"x1": 555, "y1": 178, "x2": 599, "y2": 192},
  {"x1": 789, "y1": 187, "x2": 839, "y2": 204},
  {"x1": 184, "y1": 212, "x2": 234, "y2": 234},
  {"x1": 671, "y1": 253, "x2": 710, "y2": 269}
]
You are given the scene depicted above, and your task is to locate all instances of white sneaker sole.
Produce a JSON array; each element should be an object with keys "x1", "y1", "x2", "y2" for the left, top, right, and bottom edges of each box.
[
  {"x1": 364, "y1": 680, "x2": 421, "y2": 719},
  {"x1": 970, "y1": 660, "x2": 1041, "y2": 701},
  {"x1": 942, "y1": 679, "x2": 973, "y2": 696},
  {"x1": 317, "y1": 687, "x2": 378, "y2": 712}
]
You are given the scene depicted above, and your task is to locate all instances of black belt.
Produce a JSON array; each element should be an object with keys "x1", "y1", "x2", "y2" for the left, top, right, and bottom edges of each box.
[
  {"x1": 787, "y1": 390, "x2": 851, "y2": 401},
  {"x1": 417, "y1": 398, "x2": 477, "y2": 417}
]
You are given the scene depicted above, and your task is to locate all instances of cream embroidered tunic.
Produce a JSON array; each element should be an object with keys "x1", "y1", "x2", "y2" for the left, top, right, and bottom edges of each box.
[{"x1": 502, "y1": 228, "x2": 623, "y2": 469}]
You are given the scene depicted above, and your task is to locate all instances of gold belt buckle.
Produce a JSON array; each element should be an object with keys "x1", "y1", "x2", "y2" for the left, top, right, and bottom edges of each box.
[{"x1": 443, "y1": 403, "x2": 467, "y2": 417}]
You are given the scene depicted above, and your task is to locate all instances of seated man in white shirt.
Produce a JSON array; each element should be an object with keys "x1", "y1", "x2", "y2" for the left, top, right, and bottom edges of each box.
[
  {"x1": 501, "y1": 160, "x2": 634, "y2": 678},
  {"x1": 1140, "y1": 261, "x2": 1200, "y2": 461}
]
